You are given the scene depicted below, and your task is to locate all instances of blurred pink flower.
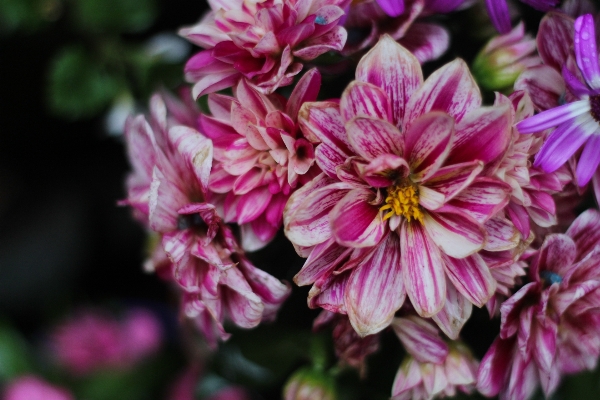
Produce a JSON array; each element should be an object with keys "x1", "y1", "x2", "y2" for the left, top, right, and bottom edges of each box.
[
  {"x1": 50, "y1": 308, "x2": 162, "y2": 375},
  {"x1": 285, "y1": 35, "x2": 513, "y2": 337},
  {"x1": 179, "y1": 0, "x2": 349, "y2": 96},
  {"x1": 478, "y1": 209, "x2": 600, "y2": 400},
  {"x1": 166, "y1": 364, "x2": 250, "y2": 400},
  {"x1": 3, "y1": 376, "x2": 73, "y2": 400},
  {"x1": 199, "y1": 70, "x2": 321, "y2": 250}
]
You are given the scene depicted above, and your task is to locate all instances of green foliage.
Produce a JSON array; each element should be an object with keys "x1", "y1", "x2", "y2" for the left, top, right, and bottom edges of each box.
[
  {"x1": 71, "y1": 0, "x2": 157, "y2": 34},
  {"x1": 48, "y1": 46, "x2": 122, "y2": 119},
  {"x1": 0, "y1": 0, "x2": 55, "y2": 33},
  {"x1": 0, "y1": 321, "x2": 34, "y2": 382}
]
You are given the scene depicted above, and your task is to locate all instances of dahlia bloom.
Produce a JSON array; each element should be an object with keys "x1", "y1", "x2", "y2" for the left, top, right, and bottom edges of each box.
[
  {"x1": 342, "y1": 0, "x2": 450, "y2": 62},
  {"x1": 123, "y1": 93, "x2": 290, "y2": 345},
  {"x1": 50, "y1": 308, "x2": 162, "y2": 375},
  {"x1": 478, "y1": 209, "x2": 600, "y2": 400},
  {"x1": 391, "y1": 316, "x2": 478, "y2": 400},
  {"x1": 472, "y1": 22, "x2": 540, "y2": 92},
  {"x1": 179, "y1": 0, "x2": 349, "y2": 96},
  {"x1": 518, "y1": 14, "x2": 600, "y2": 187},
  {"x1": 199, "y1": 70, "x2": 321, "y2": 250},
  {"x1": 3, "y1": 376, "x2": 73, "y2": 400},
  {"x1": 485, "y1": 0, "x2": 559, "y2": 33},
  {"x1": 285, "y1": 35, "x2": 513, "y2": 337}
]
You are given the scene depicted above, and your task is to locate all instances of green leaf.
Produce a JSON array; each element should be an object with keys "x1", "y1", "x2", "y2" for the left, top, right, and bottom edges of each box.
[
  {"x1": 72, "y1": 0, "x2": 157, "y2": 34},
  {"x1": 0, "y1": 0, "x2": 47, "y2": 33},
  {"x1": 0, "y1": 320, "x2": 34, "y2": 381},
  {"x1": 48, "y1": 46, "x2": 121, "y2": 119}
]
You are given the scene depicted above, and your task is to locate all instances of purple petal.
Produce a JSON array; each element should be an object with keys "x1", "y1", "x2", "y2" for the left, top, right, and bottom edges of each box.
[
  {"x1": 514, "y1": 65, "x2": 566, "y2": 111},
  {"x1": 442, "y1": 253, "x2": 496, "y2": 308},
  {"x1": 401, "y1": 221, "x2": 446, "y2": 317},
  {"x1": 356, "y1": 35, "x2": 423, "y2": 128},
  {"x1": 574, "y1": 14, "x2": 600, "y2": 90},
  {"x1": 576, "y1": 133, "x2": 600, "y2": 185},
  {"x1": 537, "y1": 12, "x2": 575, "y2": 70},
  {"x1": 376, "y1": 0, "x2": 405, "y2": 18},
  {"x1": 330, "y1": 188, "x2": 387, "y2": 248},
  {"x1": 517, "y1": 100, "x2": 590, "y2": 133},
  {"x1": 345, "y1": 117, "x2": 404, "y2": 161},
  {"x1": 485, "y1": 0, "x2": 511, "y2": 33},
  {"x1": 340, "y1": 81, "x2": 393, "y2": 124},
  {"x1": 399, "y1": 22, "x2": 449, "y2": 64},
  {"x1": 345, "y1": 233, "x2": 406, "y2": 336}
]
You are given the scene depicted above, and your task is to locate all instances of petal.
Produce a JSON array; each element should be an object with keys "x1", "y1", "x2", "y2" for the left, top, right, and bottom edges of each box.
[
  {"x1": 535, "y1": 233, "x2": 577, "y2": 278},
  {"x1": 286, "y1": 68, "x2": 321, "y2": 120},
  {"x1": 566, "y1": 208, "x2": 600, "y2": 261},
  {"x1": 299, "y1": 101, "x2": 352, "y2": 155},
  {"x1": 537, "y1": 12, "x2": 575, "y2": 70},
  {"x1": 346, "y1": 233, "x2": 406, "y2": 336},
  {"x1": 448, "y1": 178, "x2": 511, "y2": 224},
  {"x1": 392, "y1": 316, "x2": 448, "y2": 364},
  {"x1": 423, "y1": 210, "x2": 486, "y2": 258},
  {"x1": 533, "y1": 320, "x2": 558, "y2": 396},
  {"x1": 483, "y1": 217, "x2": 521, "y2": 251},
  {"x1": 398, "y1": 22, "x2": 449, "y2": 64},
  {"x1": 576, "y1": 133, "x2": 600, "y2": 185},
  {"x1": 340, "y1": 81, "x2": 393, "y2": 124},
  {"x1": 424, "y1": 161, "x2": 483, "y2": 203},
  {"x1": 574, "y1": 14, "x2": 600, "y2": 89},
  {"x1": 514, "y1": 65, "x2": 566, "y2": 111},
  {"x1": 236, "y1": 186, "x2": 272, "y2": 224},
  {"x1": 484, "y1": 0, "x2": 511, "y2": 33},
  {"x1": 442, "y1": 253, "x2": 497, "y2": 308},
  {"x1": 169, "y1": 126, "x2": 214, "y2": 192},
  {"x1": 376, "y1": 0, "x2": 405, "y2": 17},
  {"x1": 432, "y1": 280, "x2": 473, "y2": 340},
  {"x1": 405, "y1": 111, "x2": 454, "y2": 180},
  {"x1": 330, "y1": 187, "x2": 386, "y2": 248},
  {"x1": 517, "y1": 100, "x2": 591, "y2": 133},
  {"x1": 477, "y1": 337, "x2": 515, "y2": 397},
  {"x1": 401, "y1": 221, "x2": 446, "y2": 317},
  {"x1": 355, "y1": 35, "x2": 423, "y2": 128},
  {"x1": 295, "y1": 238, "x2": 350, "y2": 286},
  {"x1": 404, "y1": 59, "x2": 481, "y2": 129},
  {"x1": 346, "y1": 117, "x2": 404, "y2": 161}
]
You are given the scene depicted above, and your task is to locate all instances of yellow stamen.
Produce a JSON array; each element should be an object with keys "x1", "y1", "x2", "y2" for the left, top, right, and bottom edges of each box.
[{"x1": 380, "y1": 182, "x2": 423, "y2": 223}]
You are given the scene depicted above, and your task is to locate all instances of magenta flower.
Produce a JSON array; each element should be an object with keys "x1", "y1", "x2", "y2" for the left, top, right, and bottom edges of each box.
[
  {"x1": 485, "y1": 0, "x2": 559, "y2": 33},
  {"x1": 478, "y1": 209, "x2": 600, "y2": 399},
  {"x1": 285, "y1": 35, "x2": 513, "y2": 337},
  {"x1": 50, "y1": 308, "x2": 162, "y2": 375},
  {"x1": 343, "y1": 0, "x2": 450, "y2": 62},
  {"x1": 518, "y1": 14, "x2": 600, "y2": 187},
  {"x1": 3, "y1": 376, "x2": 73, "y2": 400},
  {"x1": 179, "y1": 0, "x2": 349, "y2": 96},
  {"x1": 199, "y1": 70, "x2": 321, "y2": 250},
  {"x1": 391, "y1": 316, "x2": 478, "y2": 400}
]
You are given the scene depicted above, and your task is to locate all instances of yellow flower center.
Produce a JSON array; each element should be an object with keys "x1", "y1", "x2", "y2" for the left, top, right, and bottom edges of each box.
[{"x1": 380, "y1": 182, "x2": 423, "y2": 223}]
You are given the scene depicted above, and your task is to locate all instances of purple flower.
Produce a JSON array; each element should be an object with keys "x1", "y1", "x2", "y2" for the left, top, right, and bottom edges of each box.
[
  {"x1": 478, "y1": 209, "x2": 600, "y2": 399},
  {"x1": 485, "y1": 0, "x2": 559, "y2": 33},
  {"x1": 518, "y1": 14, "x2": 600, "y2": 187},
  {"x1": 285, "y1": 35, "x2": 513, "y2": 337}
]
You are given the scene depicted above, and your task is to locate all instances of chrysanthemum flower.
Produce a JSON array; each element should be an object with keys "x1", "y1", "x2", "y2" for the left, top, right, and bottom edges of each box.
[
  {"x1": 485, "y1": 0, "x2": 559, "y2": 33},
  {"x1": 391, "y1": 316, "x2": 478, "y2": 400},
  {"x1": 179, "y1": 0, "x2": 349, "y2": 96},
  {"x1": 285, "y1": 35, "x2": 513, "y2": 337},
  {"x1": 478, "y1": 209, "x2": 600, "y2": 400},
  {"x1": 517, "y1": 14, "x2": 600, "y2": 187},
  {"x1": 199, "y1": 70, "x2": 321, "y2": 250}
]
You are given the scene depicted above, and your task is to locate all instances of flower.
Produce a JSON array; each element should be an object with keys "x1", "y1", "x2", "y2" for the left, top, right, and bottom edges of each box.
[
  {"x1": 284, "y1": 367, "x2": 337, "y2": 400},
  {"x1": 49, "y1": 308, "x2": 162, "y2": 375},
  {"x1": 285, "y1": 35, "x2": 513, "y2": 337},
  {"x1": 517, "y1": 14, "x2": 600, "y2": 187},
  {"x1": 472, "y1": 22, "x2": 540, "y2": 92},
  {"x1": 477, "y1": 209, "x2": 600, "y2": 400},
  {"x1": 199, "y1": 70, "x2": 321, "y2": 250},
  {"x1": 179, "y1": 0, "x2": 349, "y2": 96},
  {"x1": 485, "y1": 0, "x2": 559, "y2": 33},
  {"x1": 391, "y1": 316, "x2": 478, "y2": 400},
  {"x1": 3, "y1": 376, "x2": 73, "y2": 400}
]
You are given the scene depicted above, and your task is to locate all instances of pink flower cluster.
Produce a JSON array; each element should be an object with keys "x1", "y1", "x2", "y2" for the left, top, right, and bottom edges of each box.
[{"x1": 120, "y1": 1, "x2": 600, "y2": 399}]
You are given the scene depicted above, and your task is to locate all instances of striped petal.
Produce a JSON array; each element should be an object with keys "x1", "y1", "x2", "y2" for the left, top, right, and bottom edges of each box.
[
  {"x1": 340, "y1": 81, "x2": 393, "y2": 123},
  {"x1": 401, "y1": 221, "x2": 446, "y2": 317},
  {"x1": 346, "y1": 117, "x2": 404, "y2": 161},
  {"x1": 442, "y1": 253, "x2": 496, "y2": 308},
  {"x1": 432, "y1": 280, "x2": 472, "y2": 340},
  {"x1": 393, "y1": 316, "x2": 448, "y2": 364},
  {"x1": 423, "y1": 210, "x2": 486, "y2": 258}
]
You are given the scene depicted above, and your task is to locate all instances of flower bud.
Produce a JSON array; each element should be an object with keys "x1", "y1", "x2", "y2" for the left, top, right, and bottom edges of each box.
[
  {"x1": 283, "y1": 368, "x2": 337, "y2": 400},
  {"x1": 472, "y1": 22, "x2": 540, "y2": 92}
]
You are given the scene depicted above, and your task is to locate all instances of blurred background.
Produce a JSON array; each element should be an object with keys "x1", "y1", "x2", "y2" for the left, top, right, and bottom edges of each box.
[{"x1": 1, "y1": 0, "x2": 600, "y2": 399}]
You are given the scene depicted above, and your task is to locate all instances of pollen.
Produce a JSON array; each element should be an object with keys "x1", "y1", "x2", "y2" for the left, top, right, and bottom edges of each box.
[
  {"x1": 380, "y1": 182, "x2": 423, "y2": 223},
  {"x1": 590, "y1": 94, "x2": 600, "y2": 122}
]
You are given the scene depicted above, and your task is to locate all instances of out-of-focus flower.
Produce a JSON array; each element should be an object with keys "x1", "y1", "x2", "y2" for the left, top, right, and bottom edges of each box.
[
  {"x1": 179, "y1": 0, "x2": 349, "y2": 96},
  {"x1": 478, "y1": 209, "x2": 600, "y2": 400},
  {"x1": 472, "y1": 22, "x2": 540, "y2": 92},
  {"x1": 518, "y1": 14, "x2": 600, "y2": 187},
  {"x1": 167, "y1": 364, "x2": 251, "y2": 400},
  {"x1": 50, "y1": 308, "x2": 162, "y2": 375},
  {"x1": 485, "y1": 0, "x2": 558, "y2": 33},
  {"x1": 3, "y1": 376, "x2": 74, "y2": 400},
  {"x1": 283, "y1": 367, "x2": 337, "y2": 400},
  {"x1": 285, "y1": 35, "x2": 513, "y2": 338},
  {"x1": 122, "y1": 92, "x2": 290, "y2": 346},
  {"x1": 561, "y1": 0, "x2": 597, "y2": 17},
  {"x1": 391, "y1": 317, "x2": 478, "y2": 400},
  {"x1": 342, "y1": 0, "x2": 451, "y2": 62},
  {"x1": 199, "y1": 70, "x2": 321, "y2": 250}
]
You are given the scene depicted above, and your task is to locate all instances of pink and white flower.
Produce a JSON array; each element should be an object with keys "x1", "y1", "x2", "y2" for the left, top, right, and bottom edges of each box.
[
  {"x1": 391, "y1": 316, "x2": 478, "y2": 400},
  {"x1": 517, "y1": 14, "x2": 600, "y2": 187},
  {"x1": 179, "y1": 0, "x2": 349, "y2": 96},
  {"x1": 478, "y1": 209, "x2": 600, "y2": 400},
  {"x1": 285, "y1": 35, "x2": 513, "y2": 337},
  {"x1": 199, "y1": 70, "x2": 321, "y2": 250}
]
